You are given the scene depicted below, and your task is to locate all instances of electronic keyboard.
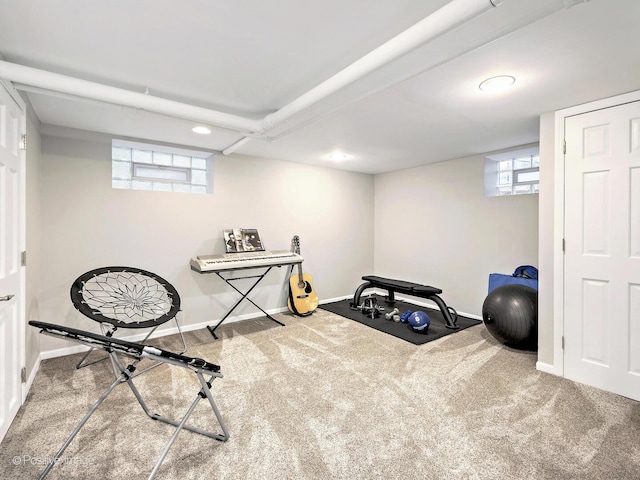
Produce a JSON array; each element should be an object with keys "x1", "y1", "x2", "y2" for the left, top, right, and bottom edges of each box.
[{"x1": 190, "y1": 250, "x2": 303, "y2": 272}]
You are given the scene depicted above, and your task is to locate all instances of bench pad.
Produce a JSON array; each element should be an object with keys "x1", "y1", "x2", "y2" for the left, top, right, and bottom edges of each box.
[{"x1": 362, "y1": 275, "x2": 442, "y2": 296}]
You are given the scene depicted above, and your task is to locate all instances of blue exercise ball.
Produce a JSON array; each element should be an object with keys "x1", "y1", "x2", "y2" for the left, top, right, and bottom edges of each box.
[{"x1": 408, "y1": 311, "x2": 430, "y2": 332}]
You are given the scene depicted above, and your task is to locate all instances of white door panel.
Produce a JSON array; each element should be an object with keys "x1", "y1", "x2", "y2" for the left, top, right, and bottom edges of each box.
[
  {"x1": 564, "y1": 100, "x2": 640, "y2": 401},
  {"x1": 0, "y1": 83, "x2": 24, "y2": 442}
]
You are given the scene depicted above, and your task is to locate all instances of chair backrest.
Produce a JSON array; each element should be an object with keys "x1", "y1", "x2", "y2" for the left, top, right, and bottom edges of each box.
[
  {"x1": 30, "y1": 320, "x2": 219, "y2": 374},
  {"x1": 70, "y1": 266, "x2": 181, "y2": 329}
]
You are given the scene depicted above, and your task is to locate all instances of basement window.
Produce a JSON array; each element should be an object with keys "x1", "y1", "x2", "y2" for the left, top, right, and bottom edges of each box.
[
  {"x1": 111, "y1": 140, "x2": 213, "y2": 194},
  {"x1": 484, "y1": 146, "x2": 539, "y2": 196}
]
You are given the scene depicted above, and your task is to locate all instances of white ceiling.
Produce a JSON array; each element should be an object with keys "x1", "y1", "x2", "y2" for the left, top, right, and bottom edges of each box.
[{"x1": 1, "y1": 0, "x2": 638, "y2": 174}]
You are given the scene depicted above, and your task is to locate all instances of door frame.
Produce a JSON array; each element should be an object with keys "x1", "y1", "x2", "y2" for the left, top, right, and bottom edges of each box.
[{"x1": 552, "y1": 89, "x2": 640, "y2": 378}]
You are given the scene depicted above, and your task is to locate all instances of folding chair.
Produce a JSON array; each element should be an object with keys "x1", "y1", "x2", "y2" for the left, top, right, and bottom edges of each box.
[
  {"x1": 71, "y1": 266, "x2": 187, "y2": 373},
  {"x1": 29, "y1": 320, "x2": 230, "y2": 480}
]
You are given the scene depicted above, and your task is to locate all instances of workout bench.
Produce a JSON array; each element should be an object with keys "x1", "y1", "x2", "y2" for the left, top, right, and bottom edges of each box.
[{"x1": 351, "y1": 275, "x2": 459, "y2": 329}]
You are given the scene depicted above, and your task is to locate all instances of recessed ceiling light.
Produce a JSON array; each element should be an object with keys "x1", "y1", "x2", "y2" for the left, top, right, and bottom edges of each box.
[
  {"x1": 192, "y1": 126, "x2": 211, "y2": 134},
  {"x1": 328, "y1": 152, "x2": 349, "y2": 161},
  {"x1": 479, "y1": 75, "x2": 516, "y2": 92}
]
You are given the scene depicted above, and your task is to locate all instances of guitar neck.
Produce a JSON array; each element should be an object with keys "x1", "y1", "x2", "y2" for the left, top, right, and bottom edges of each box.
[{"x1": 292, "y1": 236, "x2": 304, "y2": 278}]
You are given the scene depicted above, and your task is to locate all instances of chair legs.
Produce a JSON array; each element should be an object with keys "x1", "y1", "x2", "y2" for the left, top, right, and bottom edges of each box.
[
  {"x1": 76, "y1": 317, "x2": 188, "y2": 375},
  {"x1": 74, "y1": 322, "x2": 116, "y2": 369},
  {"x1": 40, "y1": 351, "x2": 229, "y2": 480},
  {"x1": 38, "y1": 370, "x2": 127, "y2": 480},
  {"x1": 146, "y1": 371, "x2": 230, "y2": 479}
]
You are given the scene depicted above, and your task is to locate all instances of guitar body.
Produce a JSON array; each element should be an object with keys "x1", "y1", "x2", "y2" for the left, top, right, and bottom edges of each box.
[
  {"x1": 287, "y1": 236, "x2": 318, "y2": 316},
  {"x1": 288, "y1": 273, "x2": 319, "y2": 316}
]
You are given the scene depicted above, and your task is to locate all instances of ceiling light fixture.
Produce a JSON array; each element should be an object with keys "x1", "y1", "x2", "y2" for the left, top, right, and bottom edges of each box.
[
  {"x1": 479, "y1": 75, "x2": 516, "y2": 92},
  {"x1": 328, "y1": 152, "x2": 349, "y2": 161},
  {"x1": 192, "y1": 126, "x2": 211, "y2": 134}
]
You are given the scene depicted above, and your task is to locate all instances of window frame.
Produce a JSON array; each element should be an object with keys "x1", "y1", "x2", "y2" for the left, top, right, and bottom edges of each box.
[
  {"x1": 111, "y1": 139, "x2": 213, "y2": 194},
  {"x1": 132, "y1": 163, "x2": 192, "y2": 184},
  {"x1": 484, "y1": 145, "x2": 540, "y2": 197}
]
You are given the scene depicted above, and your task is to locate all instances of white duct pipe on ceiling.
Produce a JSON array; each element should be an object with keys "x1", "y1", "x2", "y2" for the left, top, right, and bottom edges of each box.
[
  {"x1": 222, "y1": 136, "x2": 253, "y2": 156},
  {"x1": 0, "y1": 0, "x2": 503, "y2": 149},
  {"x1": 224, "y1": 0, "x2": 504, "y2": 155},
  {"x1": 0, "y1": 61, "x2": 264, "y2": 134},
  {"x1": 262, "y1": 0, "x2": 502, "y2": 131}
]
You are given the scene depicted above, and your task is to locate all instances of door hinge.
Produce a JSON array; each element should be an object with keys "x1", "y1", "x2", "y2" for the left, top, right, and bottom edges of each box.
[
  {"x1": 20, "y1": 134, "x2": 27, "y2": 151},
  {"x1": 21, "y1": 367, "x2": 26, "y2": 383},
  {"x1": 562, "y1": 238, "x2": 565, "y2": 253},
  {"x1": 21, "y1": 251, "x2": 26, "y2": 267},
  {"x1": 562, "y1": 336, "x2": 565, "y2": 350},
  {"x1": 563, "y1": 140, "x2": 566, "y2": 154}
]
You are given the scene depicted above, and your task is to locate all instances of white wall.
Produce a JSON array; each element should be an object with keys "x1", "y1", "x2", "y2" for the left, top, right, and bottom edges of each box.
[
  {"x1": 37, "y1": 130, "x2": 374, "y2": 353},
  {"x1": 537, "y1": 112, "x2": 555, "y2": 368},
  {"x1": 374, "y1": 150, "x2": 539, "y2": 317},
  {"x1": 24, "y1": 100, "x2": 41, "y2": 375},
  {"x1": 34, "y1": 129, "x2": 541, "y2": 356}
]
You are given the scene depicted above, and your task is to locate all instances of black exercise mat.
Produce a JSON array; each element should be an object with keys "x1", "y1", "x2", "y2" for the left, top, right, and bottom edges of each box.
[{"x1": 320, "y1": 298, "x2": 482, "y2": 345}]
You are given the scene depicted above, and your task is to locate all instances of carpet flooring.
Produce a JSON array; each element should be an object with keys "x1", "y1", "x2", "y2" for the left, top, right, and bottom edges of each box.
[{"x1": 1, "y1": 309, "x2": 639, "y2": 479}]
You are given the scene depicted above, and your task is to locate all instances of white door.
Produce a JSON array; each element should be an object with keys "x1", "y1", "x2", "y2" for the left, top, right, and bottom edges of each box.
[
  {"x1": 564, "y1": 100, "x2": 640, "y2": 401},
  {"x1": 0, "y1": 82, "x2": 25, "y2": 442}
]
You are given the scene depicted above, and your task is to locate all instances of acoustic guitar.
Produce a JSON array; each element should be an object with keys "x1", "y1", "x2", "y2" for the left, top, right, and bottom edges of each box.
[{"x1": 287, "y1": 235, "x2": 319, "y2": 316}]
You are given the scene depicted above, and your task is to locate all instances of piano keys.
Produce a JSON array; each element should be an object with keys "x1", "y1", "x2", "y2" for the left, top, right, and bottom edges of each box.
[{"x1": 190, "y1": 250, "x2": 303, "y2": 273}]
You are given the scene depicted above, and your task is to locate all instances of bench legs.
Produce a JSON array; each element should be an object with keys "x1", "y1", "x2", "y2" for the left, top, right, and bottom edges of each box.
[
  {"x1": 351, "y1": 282, "x2": 458, "y2": 329},
  {"x1": 351, "y1": 281, "x2": 373, "y2": 309},
  {"x1": 428, "y1": 294, "x2": 458, "y2": 329}
]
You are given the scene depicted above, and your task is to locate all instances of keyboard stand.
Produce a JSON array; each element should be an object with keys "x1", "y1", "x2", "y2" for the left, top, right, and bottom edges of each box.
[{"x1": 206, "y1": 266, "x2": 286, "y2": 339}]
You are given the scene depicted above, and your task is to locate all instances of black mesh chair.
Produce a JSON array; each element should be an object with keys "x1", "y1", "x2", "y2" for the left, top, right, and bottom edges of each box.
[{"x1": 71, "y1": 266, "x2": 187, "y2": 373}]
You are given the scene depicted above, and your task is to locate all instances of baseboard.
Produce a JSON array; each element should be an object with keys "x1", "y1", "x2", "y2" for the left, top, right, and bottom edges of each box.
[
  {"x1": 319, "y1": 294, "x2": 353, "y2": 304},
  {"x1": 40, "y1": 343, "x2": 92, "y2": 361},
  {"x1": 22, "y1": 356, "x2": 41, "y2": 402},
  {"x1": 393, "y1": 295, "x2": 482, "y2": 321},
  {"x1": 319, "y1": 289, "x2": 390, "y2": 307},
  {"x1": 38, "y1": 305, "x2": 294, "y2": 360},
  {"x1": 536, "y1": 361, "x2": 557, "y2": 375}
]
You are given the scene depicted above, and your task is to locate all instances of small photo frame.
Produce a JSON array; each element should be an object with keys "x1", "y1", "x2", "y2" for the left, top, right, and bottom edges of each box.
[
  {"x1": 223, "y1": 228, "x2": 265, "y2": 253},
  {"x1": 223, "y1": 229, "x2": 240, "y2": 253},
  {"x1": 239, "y1": 228, "x2": 264, "y2": 251}
]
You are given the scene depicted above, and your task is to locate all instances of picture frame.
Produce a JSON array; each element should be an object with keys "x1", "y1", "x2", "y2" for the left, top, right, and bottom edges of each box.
[
  {"x1": 223, "y1": 229, "x2": 240, "y2": 253},
  {"x1": 223, "y1": 228, "x2": 265, "y2": 253}
]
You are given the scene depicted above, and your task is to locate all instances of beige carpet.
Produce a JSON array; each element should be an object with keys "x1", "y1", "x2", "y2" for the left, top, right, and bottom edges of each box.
[{"x1": 2, "y1": 309, "x2": 640, "y2": 479}]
